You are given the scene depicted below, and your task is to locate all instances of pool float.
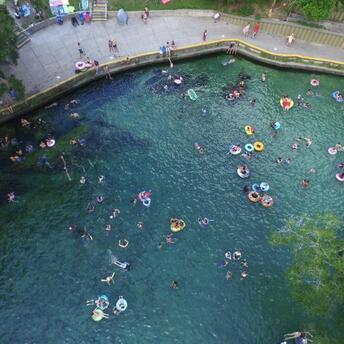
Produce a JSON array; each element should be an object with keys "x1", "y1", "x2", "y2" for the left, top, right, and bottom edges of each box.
[
  {"x1": 237, "y1": 165, "x2": 250, "y2": 178},
  {"x1": 328, "y1": 147, "x2": 337, "y2": 155},
  {"x1": 75, "y1": 61, "x2": 87, "y2": 71},
  {"x1": 143, "y1": 198, "x2": 151, "y2": 207},
  {"x1": 198, "y1": 217, "x2": 210, "y2": 227},
  {"x1": 138, "y1": 191, "x2": 151, "y2": 202},
  {"x1": 161, "y1": 0, "x2": 170, "y2": 4},
  {"x1": 233, "y1": 251, "x2": 242, "y2": 260},
  {"x1": 187, "y1": 89, "x2": 198, "y2": 101},
  {"x1": 332, "y1": 91, "x2": 344, "y2": 102},
  {"x1": 170, "y1": 219, "x2": 186, "y2": 233},
  {"x1": 260, "y1": 182, "x2": 270, "y2": 192},
  {"x1": 280, "y1": 97, "x2": 294, "y2": 110},
  {"x1": 310, "y1": 79, "x2": 319, "y2": 87},
  {"x1": 174, "y1": 78, "x2": 182, "y2": 85},
  {"x1": 260, "y1": 194, "x2": 274, "y2": 208},
  {"x1": 248, "y1": 191, "x2": 261, "y2": 203},
  {"x1": 119, "y1": 239, "x2": 129, "y2": 248},
  {"x1": 113, "y1": 259, "x2": 131, "y2": 271},
  {"x1": 115, "y1": 296, "x2": 128, "y2": 312},
  {"x1": 244, "y1": 125, "x2": 255, "y2": 136},
  {"x1": 252, "y1": 183, "x2": 260, "y2": 192},
  {"x1": 46, "y1": 139, "x2": 55, "y2": 147},
  {"x1": 336, "y1": 173, "x2": 344, "y2": 182},
  {"x1": 95, "y1": 295, "x2": 109, "y2": 310},
  {"x1": 245, "y1": 143, "x2": 254, "y2": 152},
  {"x1": 253, "y1": 141, "x2": 264, "y2": 152},
  {"x1": 272, "y1": 122, "x2": 281, "y2": 130},
  {"x1": 92, "y1": 309, "x2": 106, "y2": 321},
  {"x1": 229, "y1": 145, "x2": 241, "y2": 155},
  {"x1": 225, "y1": 251, "x2": 231, "y2": 259}
]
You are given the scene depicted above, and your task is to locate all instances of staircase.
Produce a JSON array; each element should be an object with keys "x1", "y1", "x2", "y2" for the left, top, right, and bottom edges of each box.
[
  {"x1": 92, "y1": 0, "x2": 108, "y2": 21},
  {"x1": 14, "y1": 23, "x2": 31, "y2": 48}
]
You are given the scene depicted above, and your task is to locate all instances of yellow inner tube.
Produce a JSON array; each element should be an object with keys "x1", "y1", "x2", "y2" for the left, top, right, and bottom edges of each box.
[
  {"x1": 280, "y1": 98, "x2": 294, "y2": 109},
  {"x1": 248, "y1": 191, "x2": 261, "y2": 203},
  {"x1": 253, "y1": 141, "x2": 264, "y2": 152},
  {"x1": 170, "y1": 219, "x2": 186, "y2": 233},
  {"x1": 244, "y1": 125, "x2": 254, "y2": 136}
]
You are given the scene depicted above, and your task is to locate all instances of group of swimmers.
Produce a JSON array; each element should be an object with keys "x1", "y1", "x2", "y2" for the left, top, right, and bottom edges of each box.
[{"x1": 220, "y1": 250, "x2": 248, "y2": 281}]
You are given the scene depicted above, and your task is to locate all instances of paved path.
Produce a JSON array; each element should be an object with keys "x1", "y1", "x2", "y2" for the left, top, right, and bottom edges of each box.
[{"x1": 5, "y1": 14, "x2": 344, "y2": 97}]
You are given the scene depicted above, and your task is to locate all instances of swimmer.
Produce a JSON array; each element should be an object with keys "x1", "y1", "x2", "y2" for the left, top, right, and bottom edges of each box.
[
  {"x1": 70, "y1": 99, "x2": 79, "y2": 105},
  {"x1": 335, "y1": 143, "x2": 344, "y2": 151},
  {"x1": 80, "y1": 176, "x2": 86, "y2": 184},
  {"x1": 130, "y1": 198, "x2": 137, "y2": 206},
  {"x1": 243, "y1": 185, "x2": 251, "y2": 193},
  {"x1": 242, "y1": 152, "x2": 253, "y2": 160},
  {"x1": 304, "y1": 137, "x2": 312, "y2": 147},
  {"x1": 226, "y1": 271, "x2": 233, "y2": 280},
  {"x1": 21, "y1": 118, "x2": 31, "y2": 128},
  {"x1": 104, "y1": 224, "x2": 111, "y2": 231},
  {"x1": 276, "y1": 157, "x2": 283, "y2": 164},
  {"x1": 308, "y1": 167, "x2": 316, "y2": 173},
  {"x1": 7, "y1": 192, "x2": 16, "y2": 203},
  {"x1": 199, "y1": 217, "x2": 210, "y2": 226},
  {"x1": 337, "y1": 163, "x2": 344, "y2": 168},
  {"x1": 86, "y1": 203, "x2": 95, "y2": 213},
  {"x1": 70, "y1": 112, "x2": 79, "y2": 119},
  {"x1": 225, "y1": 251, "x2": 232, "y2": 260},
  {"x1": 158, "y1": 242, "x2": 163, "y2": 249},
  {"x1": 45, "y1": 102, "x2": 58, "y2": 109},
  {"x1": 110, "y1": 208, "x2": 120, "y2": 219},
  {"x1": 218, "y1": 260, "x2": 228, "y2": 268},
  {"x1": 81, "y1": 227, "x2": 93, "y2": 240},
  {"x1": 25, "y1": 144, "x2": 34, "y2": 153},
  {"x1": 170, "y1": 280, "x2": 178, "y2": 289},
  {"x1": 118, "y1": 239, "x2": 129, "y2": 248},
  {"x1": 241, "y1": 259, "x2": 248, "y2": 268},
  {"x1": 166, "y1": 234, "x2": 174, "y2": 244},
  {"x1": 297, "y1": 94, "x2": 303, "y2": 106},
  {"x1": 241, "y1": 271, "x2": 248, "y2": 279},
  {"x1": 233, "y1": 251, "x2": 242, "y2": 260},
  {"x1": 250, "y1": 99, "x2": 256, "y2": 106},
  {"x1": 291, "y1": 143, "x2": 299, "y2": 150},
  {"x1": 137, "y1": 221, "x2": 144, "y2": 230},
  {"x1": 98, "y1": 175, "x2": 105, "y2": 183},
  {"x1": 284, "y1": 332, "x2": 313, "y2": 342},
  {"x1": 306, "y1": 89, "x2": 313, "y2": 96},
  {"x1": 163, "y1": 85, "x2": 168, "y2": 90},
  {"x1": 96, "y1": 196, "x2": 104, "y2": 204},
  {"x1": 284, "y1": 157, "x2": 291, "y2": 165},
  {"x1": 195, "y1": 143, "x2": 205, "y2": 154},
  {"x1": 101, "y1": 272, "x2": 115, "y2": 285},
  {"x1": 201, "y1": 108, "x2": 207, "y2": 115},
  {"x1": 261, "y1": 73, "x2": 266, "y2": 82},
  {"x1": 301, "y1": 179, "x2": 310, "y2": 188}
]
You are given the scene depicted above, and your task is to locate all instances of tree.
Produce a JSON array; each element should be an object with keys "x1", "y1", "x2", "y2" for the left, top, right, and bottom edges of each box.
[
  {"x1": 270, "y1": 213, "x2": 344, "y2": 316},
  {"x1": 0, "y1": 6, "x2": 18, "y2": 64},
  {"x1": 295, "y1": 0, "x2": 338, "y2": 20}
]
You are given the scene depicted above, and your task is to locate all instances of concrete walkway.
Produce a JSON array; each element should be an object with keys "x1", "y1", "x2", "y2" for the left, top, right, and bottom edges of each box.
[{"x1": 5, "y1": 13, "x2": 344, "y2": 97}]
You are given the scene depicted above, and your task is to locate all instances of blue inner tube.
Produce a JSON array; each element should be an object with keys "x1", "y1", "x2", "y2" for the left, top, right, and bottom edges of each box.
[
  {"x1": 245, "y1": 143, "x2": 254, "y2": 152},
  {"x1": 332, "y1": 91, "x2": 344, "y2": 102},
  {"x1": 143, "y1": 198, "x2": 151, "y2": 207},
  {"x1": 273, "y1": 122, "x2": 281, "y2": 130},
  {"x1": 260, "y1": 182, "x2": 270, "y2": 192},
  {"x1": 252, "y1": 183, "x2": 261, "y2": 192}
]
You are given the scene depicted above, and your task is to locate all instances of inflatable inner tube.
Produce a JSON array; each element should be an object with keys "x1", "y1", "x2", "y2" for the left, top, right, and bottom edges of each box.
[
  {"x1": 260, "y1": 182, "x2": 270, "y2": 192},
  {"x1": 310, "y1": 79, "x2": 320, "y2": 87},
  {"x1": 244, "y1": 125, "x2": 255, "y2": 136},
  {"x1": 46, "y1": 139, "x2": 55, "y2": 147},
  {"x1": 174, "y1": 78, "x2": 182, "y2": 85},
  {"x1": 143, "y1": 198, "x2": 151, "y2": 207},
  {"x1": 75, "y1": 61, "x2": 87, "y2": 70},
  {"x1": 328, "y1": 147, "x2": 337, "y2": 155},
  {"x1": 170, "y1": 219, "x2": 186, "y2": 233},
  {"x1": 248, "y1": 191, "x2": 261, "y2": 202},
  {"x1": 273, "y1": 122, "x2": 281, "y2": 130},
  {"x1": 233, "y1": 251, "x2": 242, "y2": 260},
  {"x1": 92, "y1": 309, "x2": 105, "y2": 321},
  {"x1": 187, "y1": 89, "x2": 198, "y2": 101},
  {"x1": 280, "y1": 98, "x2": 294, "y2": 110},
  {"x1": 229, "y1": 145, "x2": 242, "y2": 155},
  {"x1": 116, "y1": 296, "x2": 128, "y2": 312},
  {"x1": 260, "y1": 194, "x2": 274, "y2": 208},
  {"x1": 252, "y1": 183, "x2": 260, "y2": 192},
  {"x1": 332, "y1": 91, "x2": 344, "y2": 103},
  {"x1": 96, "y1": 295, "x2": 109, "y2": 310},
  {"x1": 254, "y1": 141, "x2": 264, "y2": 152},
  {"x1": 245, "y1": 143, "x2": 254, "y2": 152},
  {"x1": 237, "y1": 166, "x2": 250, "y2": 178},
  {"x1": 336, "y1": 173, "x2": 344, "y2": 182},
  {"x1": 225, "y1": 251, "x2": 231, "y2": 259}
]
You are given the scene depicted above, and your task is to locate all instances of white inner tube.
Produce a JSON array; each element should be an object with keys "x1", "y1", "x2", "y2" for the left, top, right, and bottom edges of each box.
[
  {"x1": 116, "y1": 296, "x2": 127, "y2": 312},
  {"x1": 143, "y1": 198, "x2": 151, "y2": 207}
]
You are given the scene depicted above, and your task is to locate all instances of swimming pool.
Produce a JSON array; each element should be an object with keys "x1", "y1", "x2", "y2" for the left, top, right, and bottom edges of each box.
[{"x1": 0, "y1": 55, "x2": 343, "y2": 343}]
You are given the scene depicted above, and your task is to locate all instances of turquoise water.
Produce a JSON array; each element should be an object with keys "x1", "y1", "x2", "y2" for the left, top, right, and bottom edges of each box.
[{"x1": 0, "y1": 55, "x2": 343, "y2": 343}]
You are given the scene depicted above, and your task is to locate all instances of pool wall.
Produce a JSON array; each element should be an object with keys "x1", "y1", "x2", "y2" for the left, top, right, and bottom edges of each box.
[{"x1": 0, "y1": 39, "x2": 343, "y2": 124}]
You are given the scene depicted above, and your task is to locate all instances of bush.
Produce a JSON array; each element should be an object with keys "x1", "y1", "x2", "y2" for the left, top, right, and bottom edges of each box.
[
  {"x1": 8, "y1": 75, "x2": 25, "y2": 100},
  {"x1": 233, "y1": 5, "x2": 254, "y2": 17}
]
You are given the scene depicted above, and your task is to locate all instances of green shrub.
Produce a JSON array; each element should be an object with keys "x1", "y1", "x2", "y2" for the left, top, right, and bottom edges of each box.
[
  {"x1": 233, "y1": 5, "x2": 254, "y2": 17},
  {"x1": 8, "y1": 75, "x2": 25, "y2": 100}
]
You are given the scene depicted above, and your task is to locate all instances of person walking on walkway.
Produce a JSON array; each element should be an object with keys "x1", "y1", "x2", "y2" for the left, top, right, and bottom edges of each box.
[
  {"x1": 77, "y1": 42, "x2": 85, "y2": 58},
  {"x1": 252, "y1": 22, "x2": 260, "y2": 38},
  {"x1": 203, "y1": 30, "x2": 208, "y2": 41},
  {"x1": 108, "y1": 39, "x2": 113, "y2": 52},
  {"x1": 286, "y1": 33, "x2": 295, "y2": 46},
  {"x1": 243, "y1": 23, "x2": 250, "y2": 37}
]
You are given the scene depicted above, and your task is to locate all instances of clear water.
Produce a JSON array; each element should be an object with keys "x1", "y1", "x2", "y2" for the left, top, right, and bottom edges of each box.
[{"x1": 0, "y1": 55, "x2": 343, "y2": 343}]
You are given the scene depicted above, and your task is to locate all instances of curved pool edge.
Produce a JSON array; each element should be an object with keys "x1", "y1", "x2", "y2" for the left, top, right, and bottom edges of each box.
[{"x1": 0, "y1": 38, "x2": 343, "y2": 124}]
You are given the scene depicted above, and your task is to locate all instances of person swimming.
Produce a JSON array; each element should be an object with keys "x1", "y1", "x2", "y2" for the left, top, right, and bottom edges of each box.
[
  {"x1": 104, "y1": 224, "x2": 111, "y2": 231},
  {"x1": 233, "y1": 251, "x2": 242, "y2": 260},
  {"x1": 7, "y1": 192, "x2": 16, "y2": 203},
  {"x1": 276, "y1": 157, "x2": 283, "y2": 164},
  {"x1": 301, "y1": 179, "x2": 310, "y2": 188},
  {"x1": 110, "y1": 208, "x2": 120, "y2": 219},
  {"x1": 101, "y1": 272, "x2": 115, "y2": 285},
  {"x1": 198, "y1": 217, "x2": 210, "y2": 226},
  {"x1": 225, "y1": 251, "x2": 232, "y2": 260},
  {"x1": 80, "y1": 176, "x2": 86, "y2": 184},
  {"x1": 243, "y1": 185, "x2": 251, "y2": 193},
  {"x1": 137, "y1": 221, "x2": 144, "y2": 230},
  {"x1": 226, "y1": 271, "x2": 232, "y2": 280},
  {"x1": 170, "y1": 280, "x2": 178, "y2": 289},
  {"x1": 98, "y1": 175, "x2": 105, "y2": 183},
  {"x1": 86, "y1": 203, "x2": 95, "y2": 213}
]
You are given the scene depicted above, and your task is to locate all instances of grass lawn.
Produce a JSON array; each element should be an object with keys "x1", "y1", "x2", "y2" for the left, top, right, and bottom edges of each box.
[{"x1": 107, "y1": 0, "x2": 223, "y2": 12}]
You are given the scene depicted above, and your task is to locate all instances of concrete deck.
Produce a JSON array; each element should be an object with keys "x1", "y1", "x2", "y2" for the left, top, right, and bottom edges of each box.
[{"x1": 5, "y1": 13, "x2": 344, "y2": 97}]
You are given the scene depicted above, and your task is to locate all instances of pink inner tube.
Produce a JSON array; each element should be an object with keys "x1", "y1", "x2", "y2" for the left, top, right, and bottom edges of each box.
[
  {"x1": 328, "y1": 147, "x2": 337, "y2": 155},
  {"x1": 336, "y1": 173, "x2": 344, "y2": 182},
  {"x1": 174, "y1": 79, "x2": 182, "y2": 85},
  {"x1": 310, "y1": 79, "x2": 320, "y2": 86},
  {"x1": 46, "y1": 139, "x2": 55, "y2": 147},
  {"x1": 75, "y1": 61, "x2": 86, "y2": 70}
]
